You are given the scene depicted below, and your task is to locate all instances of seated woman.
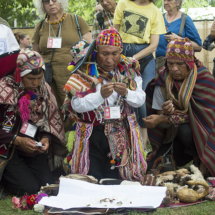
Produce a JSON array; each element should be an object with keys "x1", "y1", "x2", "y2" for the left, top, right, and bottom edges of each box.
[
  {"x1": 143, "y1": 38, "x2": 215, "y2": 177},
  {"x1": 14, "y1": 32, "x2": 31, "y2": 49},
  {"x1": 0, "y1": 48, "x2": 66, "y2": 196}
]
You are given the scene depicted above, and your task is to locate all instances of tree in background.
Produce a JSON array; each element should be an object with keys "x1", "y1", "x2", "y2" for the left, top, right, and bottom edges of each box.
[
  {"x1": 68, "y1": 0, "x2": 96, "y2": 25},
  {"x1": 209, "y1": 0, "x2": 215, "y2": 6},
  {"x1": 0, "y1": 0, "x2": 38, "y2": 27},
  {"x1": 0, "y1": 0, "x2": 214, "y2": 27}
]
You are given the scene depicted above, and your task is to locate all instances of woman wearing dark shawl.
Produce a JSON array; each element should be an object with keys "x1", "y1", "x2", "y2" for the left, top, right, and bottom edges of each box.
[
  {"x1": 143, "y1": 38, "x2": 215, "y2": 177},
  {"x1": 0, "y1": 45, "x2": 66, "y2": 195}
]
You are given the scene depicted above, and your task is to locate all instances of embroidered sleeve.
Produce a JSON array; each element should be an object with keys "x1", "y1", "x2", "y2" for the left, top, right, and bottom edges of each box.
[{"x1": 168, "y1": 114, "x2": 189, "y2": 125}]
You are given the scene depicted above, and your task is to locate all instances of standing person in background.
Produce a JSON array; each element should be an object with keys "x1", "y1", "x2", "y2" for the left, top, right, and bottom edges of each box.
[
  {"x1": 203, "y1": 18, "x2": 215, "y2": 76},
  {"x1": 156, "y1": 0, "x2": 202, "y2": 70},
  {"x1": 32, "y1": 0, "x2": 92, "y2": 109},
  {"x1": 92, "y1": 0, "x2": 117, "y2": 39},
  {"x1": 113, "y1": 0, "x2": 166, "y2": 149},
  {"x1": 14, "y1": 32, "x2": 31, "y2": 49},
  {"x1": 95, "y1": 3, "x2": 103, "y2": 15}
]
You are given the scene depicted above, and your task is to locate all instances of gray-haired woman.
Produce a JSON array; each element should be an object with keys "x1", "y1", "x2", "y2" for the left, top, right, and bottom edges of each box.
[
  {"x1": 156, "y1": 0, "x2": 202, "y2": 60},
  {"x1": 32, "y1": 0, "x2": 92, "y2": 108}
]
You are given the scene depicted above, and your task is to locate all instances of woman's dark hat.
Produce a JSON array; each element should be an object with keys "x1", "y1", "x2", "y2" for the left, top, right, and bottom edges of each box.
[{"x1": 68, "y1": 39, "x2": 96, "y2": 74}]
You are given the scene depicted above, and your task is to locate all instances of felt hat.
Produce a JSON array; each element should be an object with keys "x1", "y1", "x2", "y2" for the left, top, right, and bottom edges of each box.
[
  {"x1": 0, "y1": 21, "x2": 20, "y2": 79},
  {"x1": 15, "y1": 49, "x2": 45, "y2": 82},
  {"x1": 165, "y1": 37, "x2": 194, "y2": 70},
  {"x1": 68, "y1": 39, "x2": 96, "y2": 74}
]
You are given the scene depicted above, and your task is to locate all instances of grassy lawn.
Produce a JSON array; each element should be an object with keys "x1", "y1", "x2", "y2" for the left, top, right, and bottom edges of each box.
[
  {"x1": 0, "y1": 195, "x2": 214, "y2": 215},
  {"x1": 0, "y1": 142, "x2": 214, "y2": 214}
]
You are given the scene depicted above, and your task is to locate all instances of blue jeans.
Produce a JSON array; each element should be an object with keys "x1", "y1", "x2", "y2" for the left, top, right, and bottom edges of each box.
[{"x1": 122, "y1": 43, "x2": 155, "y2": 127}]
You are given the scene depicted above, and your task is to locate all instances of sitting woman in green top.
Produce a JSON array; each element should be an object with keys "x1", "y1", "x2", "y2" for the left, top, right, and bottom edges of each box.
[{"x1": 113, "y1": 0, "x2": 166, "y2": 148}]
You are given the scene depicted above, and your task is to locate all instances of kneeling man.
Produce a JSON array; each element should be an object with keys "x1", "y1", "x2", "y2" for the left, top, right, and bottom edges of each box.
[
  {"x1": 63, "y1": 28, "x2": 147, "y2": 181},
  {"x1": 144, "y1": 38, "x2": 215, "y2": 177}
]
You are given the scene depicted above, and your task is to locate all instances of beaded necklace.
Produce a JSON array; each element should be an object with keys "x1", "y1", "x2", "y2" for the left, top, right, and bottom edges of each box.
[{"x1": 47, "y1": 12, "x2": 66, "y2": 25}]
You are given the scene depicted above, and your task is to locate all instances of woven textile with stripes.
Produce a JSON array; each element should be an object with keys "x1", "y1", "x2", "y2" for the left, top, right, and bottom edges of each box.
[
  {"x1": 146, "y1": 64, "x2": 215, "y2": 177},
  {"x1": 70, "y1": 121, "x2": 93, "y2": 175}
]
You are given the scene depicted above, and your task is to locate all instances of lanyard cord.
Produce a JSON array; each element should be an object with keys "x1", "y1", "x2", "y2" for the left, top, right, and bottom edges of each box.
[{"x1": 49, "y1": 22, "x2": 62, "y2": 38}]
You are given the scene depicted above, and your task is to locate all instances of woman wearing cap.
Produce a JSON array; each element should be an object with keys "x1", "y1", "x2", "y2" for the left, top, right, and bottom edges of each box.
[
  {"x1": 144, "y1": 38, "x2": 215, "y2": 177},
  {"x1": 14, "y1": 32, "x2": 31, "y2": 49},
  {"x1": 113, "y1": 0, "x2": 166, "y2": 149},
  {"x1": 32, "y1": 0, "x2": 92, "y2": 108},
  {"x1": 0, "y1": 48, "x2": 66, "y2": 195}
]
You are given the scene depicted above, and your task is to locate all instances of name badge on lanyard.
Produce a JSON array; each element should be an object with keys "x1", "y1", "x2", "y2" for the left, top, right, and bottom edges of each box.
[
  {"x1": 104, "y1": 106, "x2": 121, "y2": 119},
  {"x1": 20, "y1": 122, "x2": 38, "y2": 138},
  {"x1": 47, "y1": 37, "x2": 62, "y2": 49},
  {"x1": 47, "y1": 22, "x2": 62, "y2": 49}
]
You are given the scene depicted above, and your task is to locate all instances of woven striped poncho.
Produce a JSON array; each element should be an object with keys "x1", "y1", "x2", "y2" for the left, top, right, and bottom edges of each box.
[{"x1": 146, "y1": 65, "x2": 215, "y2": 177}]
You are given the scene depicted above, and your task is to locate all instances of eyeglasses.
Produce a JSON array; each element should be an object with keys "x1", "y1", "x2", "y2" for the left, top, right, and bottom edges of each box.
[{"x1": 42, "y1": 0, "x2": 57, "y2": 5}]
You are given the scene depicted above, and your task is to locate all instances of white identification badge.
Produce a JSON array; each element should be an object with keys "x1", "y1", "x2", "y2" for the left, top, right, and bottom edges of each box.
[
  {"x1": 47, "y1": 37, "x2": 62, "y2": 48},
  {"x1": 20, "y1": 122, "x2": 38, "y2": 138},
  {"x1": 104, "y1": 106, "x2": 121, "y2": 119}
]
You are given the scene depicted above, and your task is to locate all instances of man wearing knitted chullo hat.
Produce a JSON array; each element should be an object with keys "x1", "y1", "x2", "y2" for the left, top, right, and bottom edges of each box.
[
  {"x1": 62, "y1": 27, "x2": 147, "y2": 181},
  {"x1": 144, "y1": 37, "x2": 215, "y2": 177}
]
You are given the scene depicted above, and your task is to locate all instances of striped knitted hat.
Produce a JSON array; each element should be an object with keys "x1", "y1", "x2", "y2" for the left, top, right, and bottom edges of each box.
[
  {"x1": 165, "y1": 37, "x2": 194, "y2": 70},
  {"x1": 96, "y1": 27, "x2": 123, "y2": 52},
  {"x1": 15, "y1": 49, "x2": 45, "y2": 82}
]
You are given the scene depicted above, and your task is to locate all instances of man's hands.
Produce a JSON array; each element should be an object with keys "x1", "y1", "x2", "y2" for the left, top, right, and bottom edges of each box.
[
  {"x1": 101, "y1": 83, "x2": 114, "y2": 99},
  {"x1": 14, "y1": 136, "x2": 49, "y2": 154},
  {"x1": 161, "y1": 100, "x2": 175, "y2": 115},
  {"x1": 101, "y1": 82, "x2": 128, "y2": 99},
  {"x1": 37, "y1": 137, "x2": 49, "y2": 154},
  {"x1": 14, "y1": 136, "x2": 38, "y2": 154},
  {"x1": 114, "y1": 82, "x2": 128, "y2": 97},
  {"x1": 142, "y1": 115, "x2": 160, "y2": 128}
]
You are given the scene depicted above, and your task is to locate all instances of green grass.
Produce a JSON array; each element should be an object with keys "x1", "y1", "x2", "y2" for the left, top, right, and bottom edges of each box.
[
  {"x1": 0, "y1": 142, "x2": 214, "y2": 214},
  {"x1": 0, "y1": 195, "x2": 214, "y2": 215},
  {"x1": 129, "y1": 201, "x2": 215, "y2": 215}
]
